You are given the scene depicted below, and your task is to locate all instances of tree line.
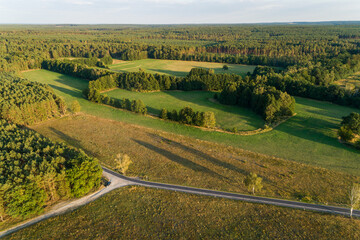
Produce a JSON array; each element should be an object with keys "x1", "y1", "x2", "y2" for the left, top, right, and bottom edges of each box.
[
  {"x1": 159, "y1": 107, "x2": 216, "y2": 128},
  {"x1": 0, "y1": 74, "x2": 66, "y2": 125},
  {"x1": 0, "y1": 120, "x2": 102, "y2": 221}
]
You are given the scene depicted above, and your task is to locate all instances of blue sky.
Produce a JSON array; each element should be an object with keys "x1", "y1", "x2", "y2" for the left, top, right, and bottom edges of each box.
[{"x1": 0, "y1": 0, "x2": 359, "y2": 24}]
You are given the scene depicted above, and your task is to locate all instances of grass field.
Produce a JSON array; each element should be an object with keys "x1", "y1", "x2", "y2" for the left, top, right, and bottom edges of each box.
[
  {"x1": 4, "y1": 186, "x2": 360, "y2": 240},
  {"x1": 109, "y1": 59, "x2": 256, "y2": 77},
  {"x1": 334, "y1": 72, "x2": 360, "y2": 90},
  {"x1": 31, "y1": 114, "x2": 359, "y2": 205},
  {"x1": 22, "y1": 70, "x2": 360, "y2": 175},
  {"x1": 104, "y1": 89, "x2": 264, "y2": 130}
]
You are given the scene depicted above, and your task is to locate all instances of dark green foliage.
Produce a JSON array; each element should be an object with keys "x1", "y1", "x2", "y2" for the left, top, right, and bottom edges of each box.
[
  {"x1": 101, "y1": 55, "x2": 113, "y2": 65},
  {"x1": 338, "y1": 112, "x2": 360, "y2": 144},
  {"x1": 161, "y1": 106, "x2": 216, "y2": 128},
  {"x1": 223, "y1": 65, "x2": 229, "y2": 71},
  {"x1": 42, "y1": 60, "x2": 111, "y2": 80},
  {"x1": 0, "y1": 74, "x2": 66, "y2": 125},
  {"x1": 341, "y1": 112, "x2": 360, "y2": 134},
  {"x1": 219, "y1": 81, "x2": 295, "y2": 122},
  {"x1": 338, "y1": 126, "x2": 355, "y2": 142},
  {"x1": 160, "y1": 108, "x2": 168, "y2": 119},
  {"x1": 0, "y1": 120, "x2": 102, "y2": 219}
]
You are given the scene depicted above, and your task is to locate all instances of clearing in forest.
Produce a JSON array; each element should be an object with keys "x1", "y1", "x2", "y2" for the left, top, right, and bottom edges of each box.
[{"x1": 109, "y1": 59, "x2": 256, "y2": 77}]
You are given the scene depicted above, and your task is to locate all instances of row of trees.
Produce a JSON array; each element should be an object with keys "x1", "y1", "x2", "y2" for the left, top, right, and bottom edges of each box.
[
  {"x1": 219, "y1": 82, "x2": 295, "y2": 122},
  {"x1": 0, "y1": 120, "x2": 102, "y2": 221},
  {"x1": 160, "y1": 107, "x2": 216, "y2": 128},
  {"x1": 0, "y1": 74, "x2": 66, "y2": 125},
  {"x1": 88, "y1": 89, "x2": 147, "y2": 115},
  {"x1": 45, "y1": 60, "x2": 295, "y2": 123},
  {"x1": 69, "y1": 56, "x2": 113, "y2": 68}
]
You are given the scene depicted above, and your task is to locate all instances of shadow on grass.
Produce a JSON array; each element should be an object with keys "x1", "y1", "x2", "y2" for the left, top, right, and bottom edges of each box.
[
  {"x1": 162, "y1": 91, "x2": 263, "y2": 129},
  {"x1": 147, "y1": 68, "x2": 188, "y2": 77},
  {"x1": 48, "y1": 127, "x2": 98, "y2": 159},
  {"x1": 147, "y1": 133, "x2": 250, "y2": 176},
  {"x1": 275, "y1": 115, "x2": 360, "y2": 154},
  {"x1": 132, "y1": 139, "x2": 226, "y2": 180}
]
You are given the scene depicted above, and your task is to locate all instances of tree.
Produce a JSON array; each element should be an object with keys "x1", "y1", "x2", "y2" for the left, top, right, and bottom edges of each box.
[
  {"x1": 349, "y1": 184, "x2": 360, "y2": 218},
  {"x1": 338, "y1": 126, "x2": 355, "y2": 142},
  {"x1": 223, "y1": 65, "x2": 229, "y2": 71},
  {"x1": 244, "y1": 172, "x2": 263, "y2": 195},
  {"x1": 71, "y1": 100, "x2": 81, "y2": 113},
  {"x1": 114, "y1": 153, "x2": 132, "y2": 175},
  {"x1": 202, "y1": 111, "x2": 216, "y2": 128},
  {"x1": 160, "y1": 108, "x2": 168, "y2": 119}
]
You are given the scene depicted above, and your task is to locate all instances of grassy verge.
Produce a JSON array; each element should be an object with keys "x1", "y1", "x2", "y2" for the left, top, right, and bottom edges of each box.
[
  {"x1": 103, "y1": 88, "x2": 264, "y2": 131},
  {"x1": 4, "y1": 186, "x2": 360, "y2": 240},
  {"x1": 22, "y1": 70, "x2": 360, "y2": 175},
  {"x1": 31, "y1": 114, "x2": 359, "y2": 205},
  {"x1": 108, "y1": 59, "x2": 256, "y2": 77}
]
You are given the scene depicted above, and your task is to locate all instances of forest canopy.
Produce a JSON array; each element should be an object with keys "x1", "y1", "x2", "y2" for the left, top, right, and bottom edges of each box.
[
  {"x1": 0, "y1": 74, "x2": 66, "y2": 125},
  {"x1": 0, "y1": 120, "x2": 103, "y2": 221}
]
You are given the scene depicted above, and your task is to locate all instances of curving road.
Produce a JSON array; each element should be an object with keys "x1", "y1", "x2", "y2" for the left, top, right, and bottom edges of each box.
[
  {"x1": 103, "y1": 167, "x2": 360, "y2": 218},
  {"x1": 1, "y1": 166, "x2": 358, "y2": 238}
]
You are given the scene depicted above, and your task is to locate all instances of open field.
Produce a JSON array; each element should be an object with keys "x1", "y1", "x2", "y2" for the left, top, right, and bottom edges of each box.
[
  {"x1": 22, "y1": 70, "x2": 360, "y2": 175},
  {"x1": 334, "y1": 72, "x2": 360, "y2": 90},
  {"x1": 109, "y1": 59, "x2": 257, "y2": 77},
  {"x1": 104, "y1": 89, "x2": 264, "y2": 130},
  {"x1": 4, "y1": 186, "x2": 360, "y2": 240},
  {"x1": 31, "y1": 114, "x2": 359, "y2": 205}
]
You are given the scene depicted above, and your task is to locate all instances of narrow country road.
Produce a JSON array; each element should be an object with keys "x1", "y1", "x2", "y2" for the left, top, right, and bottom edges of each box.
[
  {"x1": 102, "y1": 167, "x2": 360, "y2": 218},
  {"x1": 0, "y1": 168, "x2": 132, "y2": 238},
  {"x1": 1, "y1": 166, "x2": 359, "y2": 238}
]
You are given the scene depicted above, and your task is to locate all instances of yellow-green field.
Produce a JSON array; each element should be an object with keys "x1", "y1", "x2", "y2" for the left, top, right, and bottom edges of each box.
[
  {"x1": 22, "y1": 70, "x2": 360, "y2": 175},
  {"x1": 109, "y1": 59, "x2": 256, "y2": 77},
  {"x1": 4, "y1": 186, "x2": 360, "y2": 240},
  {"x1": 31, "y1": 114, "x2": 359, "y2": 205}
]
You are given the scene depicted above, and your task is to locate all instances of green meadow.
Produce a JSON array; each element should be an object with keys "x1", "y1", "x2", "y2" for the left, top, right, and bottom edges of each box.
[
  {"x1": 109, "y1": 59, "x2": 256, "y2": 77},
  {"x1": 22, "y1": 70, "x2": 360, "y2": 175},
  {"x1": 103, "y1": 88, "x2": 264, "y2": 131}
]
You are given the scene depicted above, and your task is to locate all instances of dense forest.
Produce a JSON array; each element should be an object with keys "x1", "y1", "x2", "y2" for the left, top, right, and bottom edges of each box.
[
  {"x1": 0, "y1": 120, "x2": 102, "y2": 221},
  {"x1": 0, "y1": 74, "x2": 66, "y2": 125},
  {"x1": 2, "y1": 25, "x2": 360, "y2": 111}
]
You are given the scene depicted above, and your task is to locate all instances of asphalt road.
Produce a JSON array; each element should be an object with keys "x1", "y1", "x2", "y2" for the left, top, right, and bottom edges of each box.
[
  {"x1": 103, "y1": 167, "x2": 360, "y2": 218},
  {"x1": 1, "y1": 166, "x2": 358, "y2": 238}
]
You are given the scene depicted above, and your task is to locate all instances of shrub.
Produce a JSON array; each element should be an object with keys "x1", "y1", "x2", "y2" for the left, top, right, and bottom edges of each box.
[
  {"x1": 160, "y1": 108, "x2": 168, "y2": 119},
  {"x1": 338, "y1": 126, "x2": 355, "y2": 142},
  {"x1": 71, "y1": 100, "x2": 81, "y2": 113}
]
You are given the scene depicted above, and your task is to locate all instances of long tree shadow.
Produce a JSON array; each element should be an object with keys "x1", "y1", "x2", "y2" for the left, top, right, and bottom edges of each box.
[
  {"x1": 147, "y1": 68, "x2": 188, "y2": 77},
  {"x1": 275, "y1": 115, "x2": 360, "y2": 153},
  {"x1": 132, "y1": 139, "x2": 227, "y2": 180},
  {"x1": 54, "y1": 74, "x2": 89, "y2": 92},
  {"x1": 147, "y1": 133, "x2": 250, "y2": 176},
  {"x1": 48, "y1": 127, "x2": 98, "y2": 159},
  {"x1": 161, "y1": 90, "x2": 264, "y2": 128},
  {"x1": 49, "y1": 84, "x2": 84, "y2": 99}
]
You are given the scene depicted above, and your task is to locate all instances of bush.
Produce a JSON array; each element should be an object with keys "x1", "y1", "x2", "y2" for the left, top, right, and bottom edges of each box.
[
  {"x1": 160, "y1": 108, "x2": 168, "y2": 119},
  {"x1": 338, "y1": 126, "x2": 355, "y2": 142},
  {"x1": 71, "y1": 100, "x2": 81, "y2": 113}
]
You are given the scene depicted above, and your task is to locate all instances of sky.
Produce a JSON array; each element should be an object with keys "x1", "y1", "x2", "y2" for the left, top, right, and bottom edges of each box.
[{"x1": 0, "y1": 0, "x2": 359, "y2": 24}]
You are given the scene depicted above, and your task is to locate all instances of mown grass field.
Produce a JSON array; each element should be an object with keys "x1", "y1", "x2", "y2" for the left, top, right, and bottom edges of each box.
[
  {"x1": 104, "y1": 89, "x2": 264, "y2": 130},
  {"x1": 31, "y1": 114, "x2": 359, "y2": 205},
  {"x1": 22, "y1": 70, "x2": 360, "y2": 175},
  {"x1": 109, "y1": 59, "x2": 256, "y2": 77},
  {"x1": 4, "y1": 186, "x2": 360, "y2": 240}
]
